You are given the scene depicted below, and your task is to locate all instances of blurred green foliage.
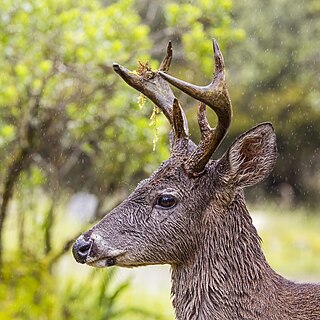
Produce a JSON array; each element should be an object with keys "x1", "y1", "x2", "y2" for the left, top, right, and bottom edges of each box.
[
  {"x1": 258, "y1": 206, "x2": 320, "y2": 278},
  {"x1": 0, "y1": 0, "x2": 162, "y2": 197},
  {"x1": 0, "y1": 0, "x2": 319, "y2": 318},
  {"x1": 0, "y1": 253, "x2": 162, "y2": 319},
  {"x1": 227, "y1": 0, "x2": 320, "y2": 202}
]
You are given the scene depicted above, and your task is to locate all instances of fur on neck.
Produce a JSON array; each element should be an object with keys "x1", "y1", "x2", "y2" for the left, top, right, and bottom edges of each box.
[{"x1": 170, "y1": 193, "x2": 282, "y2": 320}]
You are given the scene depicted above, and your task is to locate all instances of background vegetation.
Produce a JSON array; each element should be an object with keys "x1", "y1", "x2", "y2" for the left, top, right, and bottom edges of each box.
[{"x1": 0, "y1": 0, "x2": 319, "y2": 319}]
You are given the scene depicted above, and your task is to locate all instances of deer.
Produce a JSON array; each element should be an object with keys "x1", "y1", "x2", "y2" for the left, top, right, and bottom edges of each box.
[{"x1": 72, "y1": 40, "x2": 320, "y2": 320}]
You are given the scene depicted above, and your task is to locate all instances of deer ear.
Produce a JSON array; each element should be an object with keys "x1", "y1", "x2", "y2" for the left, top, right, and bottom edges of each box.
[{"x1": 221, "y1": 123, "x2": 277, "y2": 188}]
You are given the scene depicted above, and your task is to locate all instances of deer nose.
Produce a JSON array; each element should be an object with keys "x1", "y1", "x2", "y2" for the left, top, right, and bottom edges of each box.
[{"x1": 72, "y1": 237, "x2": 93, "y2": 264}]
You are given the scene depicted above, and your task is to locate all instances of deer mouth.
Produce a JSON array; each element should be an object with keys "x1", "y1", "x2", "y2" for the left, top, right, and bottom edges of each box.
[{"x1": 86, "y1": 249, "x2": 126, "y2": 268}]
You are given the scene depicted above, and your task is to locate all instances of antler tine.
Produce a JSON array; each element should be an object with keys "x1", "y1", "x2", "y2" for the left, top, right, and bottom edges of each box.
[
  {"x1": 159, "y1": 41, "x2": 173, "y2": 73},
  {"x1": 159, "y1": 39, "x2": 232, "y2": 174},
  {"x1": 172, "y1": 98, "x2": 189, "y2": 152},
  {"x1": 113, "y1": 42, "x2": 190, "y2": 145}
]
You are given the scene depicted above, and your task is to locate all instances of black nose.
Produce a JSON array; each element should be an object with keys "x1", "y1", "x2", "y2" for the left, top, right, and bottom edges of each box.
[{"x1": 72, "y1": 237, "x2": 93, "y2": 264}]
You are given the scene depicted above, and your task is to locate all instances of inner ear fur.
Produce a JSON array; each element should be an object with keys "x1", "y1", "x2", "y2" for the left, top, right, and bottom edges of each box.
[{"x1": 219, "y1": 123, "x2": 278, "y2": 189}]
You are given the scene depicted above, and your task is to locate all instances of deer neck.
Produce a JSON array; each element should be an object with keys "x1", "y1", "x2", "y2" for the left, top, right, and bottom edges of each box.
[{"x1": 170, "y1": 193, "x2": 280, "y2": 320}]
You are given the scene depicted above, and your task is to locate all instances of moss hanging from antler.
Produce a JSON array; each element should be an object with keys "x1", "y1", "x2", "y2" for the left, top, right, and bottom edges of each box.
[{"x1": 135, "y1": 61, "x2": 161, "y2": 151}]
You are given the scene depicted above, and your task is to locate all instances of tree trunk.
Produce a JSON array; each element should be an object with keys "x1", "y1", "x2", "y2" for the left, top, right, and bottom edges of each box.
[{"x1": 0, "y1": 147, "x2": 31, "y2": 269}]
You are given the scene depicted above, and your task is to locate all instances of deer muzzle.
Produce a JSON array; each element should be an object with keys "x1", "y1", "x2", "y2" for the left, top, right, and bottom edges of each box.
[{"x1": 73, "y1": 232, "x2": 127, "y2": 267}]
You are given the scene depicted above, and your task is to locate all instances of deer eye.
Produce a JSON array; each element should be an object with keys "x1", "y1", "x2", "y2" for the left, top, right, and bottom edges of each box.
[{"x1": 156, "y1": 194, "x2": 177, "y2": 209}]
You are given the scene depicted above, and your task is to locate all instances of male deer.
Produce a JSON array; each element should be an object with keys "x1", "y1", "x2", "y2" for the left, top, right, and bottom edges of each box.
[{"x1": 72, "y1": 40, "x2": 320, "y2": 319}]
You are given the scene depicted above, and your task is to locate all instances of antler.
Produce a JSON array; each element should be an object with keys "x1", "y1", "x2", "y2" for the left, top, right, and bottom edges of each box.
[
  {"x1": 113, "y1": 42, "x2": 190, "y2": 153},
  {"x1": 159, "y1": 39, "x2": 232, "y2": 174}
]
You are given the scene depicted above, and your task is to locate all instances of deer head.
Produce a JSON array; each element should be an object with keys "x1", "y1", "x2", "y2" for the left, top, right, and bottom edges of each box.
[{"x1": 72, "y1": 40, "x2": 277, "y2": 270}]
